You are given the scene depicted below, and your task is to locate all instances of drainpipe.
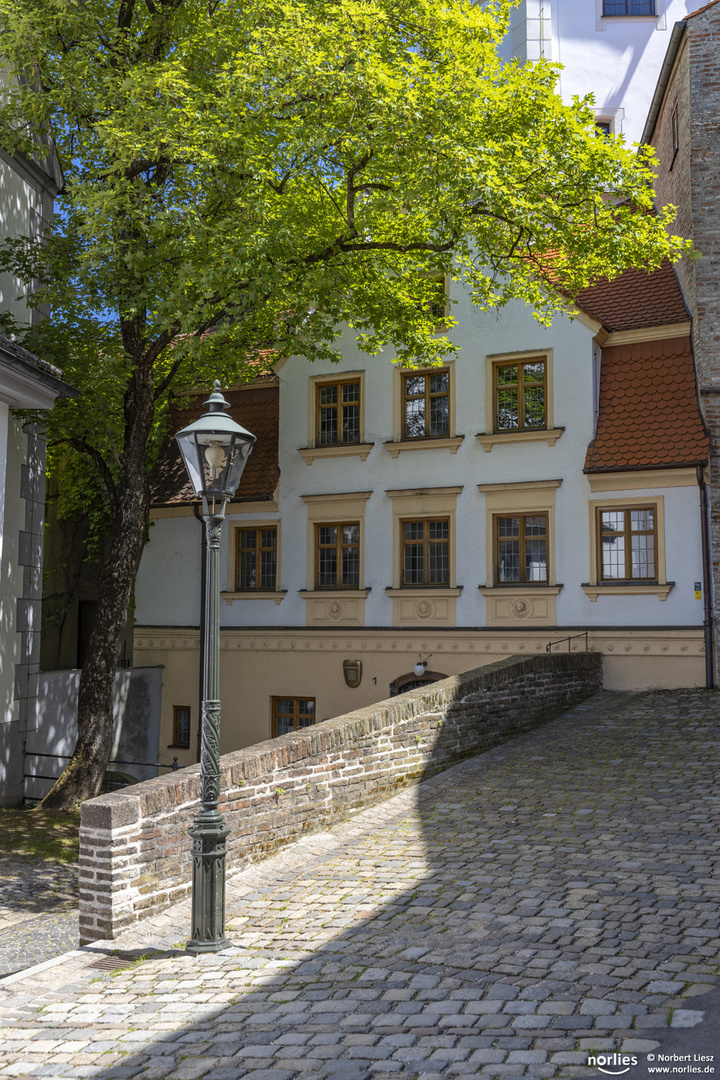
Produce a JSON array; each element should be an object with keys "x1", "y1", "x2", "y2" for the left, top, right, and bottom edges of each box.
[
  {"x1": 193, "y1": 502, "x2": 206, "y2": 761},
  {"x1": 697, "y1": 465, "x2": 714, "y2": 689}
]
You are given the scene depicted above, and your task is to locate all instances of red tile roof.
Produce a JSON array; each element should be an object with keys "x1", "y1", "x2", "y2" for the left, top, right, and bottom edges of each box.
[
  {"x1": 687, "y1": 0, "x2": 720, "y2": 18},
  {"x1": 584, "y1": 336, "x2": 709, "y2": 473},
  {"x1": 576, "y1": 260, "x2": 689, "y2": 332},
  {"x1": 150, "y1": 382, "x2": 279, "y2": 506}
]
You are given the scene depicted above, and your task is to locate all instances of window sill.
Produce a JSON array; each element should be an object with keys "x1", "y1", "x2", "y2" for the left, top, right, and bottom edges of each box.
[
  {"x1": 222, "y1": 590, "x2": 287, "y2": 605},
  {"x1": 582, "y1": 582, "x2": 674, "y2": 602},
  {"x1": 476, "y1": 428, "x2": 564, "y2": 452},
  {"x1": 299, "y1": 588, "x2": 371, "y2": 598},
  {"x1": 298, "y1": 443, "x2": 374, "y2": 465},
  {"x1": 478, "y1": 585, "x2": 562, "y2": 594},
  {"x1": 384, "y1": 435, "x2": 464, "y2": 458},
  {"x1": 385, "y1": 586, "x2": 462, "y2": 597},
  {"x1": 167, "y1": 743, "x2": 190, "y2": 750}
]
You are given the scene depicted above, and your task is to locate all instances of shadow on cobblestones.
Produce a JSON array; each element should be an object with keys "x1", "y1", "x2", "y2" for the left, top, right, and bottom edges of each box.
[{"x1": 2, "y1": 689, "x2": 719, "y2": 1079}]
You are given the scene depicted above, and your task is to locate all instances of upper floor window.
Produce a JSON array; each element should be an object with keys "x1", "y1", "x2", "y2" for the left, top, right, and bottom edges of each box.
[
  {"x1": 402, "y1": 369, "x2": 450, "y2": 439},
  {"x1": 316, "y1": 378, "x2": 361, "y2": 446},
  {"x1": 598, "y1": 507, "x2": 657, "y2": 581},
  {"x1": 315, "y1": 523, "x2": 360, "y2": 588},
  {"x1": 402, "y1": 518, "x2": 450, "y2": 587},
  {"x1": 272, "y1": 697, "x2": 316, "y2": 737},
  {"x1": 494, "y1": 358, "x2": 546, "y2": 432},
  {"x1": 602, "y1": 0, "x2": 654, "y2": 13},
  {"x1": 236, "y1": 527, "x2": 278, "y2": 591},
  {"x1": 495, "y1": 514, "x2": 548, "y2": 584}
]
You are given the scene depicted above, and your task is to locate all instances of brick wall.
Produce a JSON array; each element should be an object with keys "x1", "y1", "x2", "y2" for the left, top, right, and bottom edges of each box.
[
  {"x1": 651, "y1": 5, "x2": 720, "y2": 680},
  {"x1": 79, "y1": 652, "x2": 602, "y2": 943}
]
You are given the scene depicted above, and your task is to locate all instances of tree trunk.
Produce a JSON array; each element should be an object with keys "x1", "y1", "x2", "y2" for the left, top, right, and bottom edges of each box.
[{"x1": 41, "y1": 362, "x2": 154, "y2": 809}]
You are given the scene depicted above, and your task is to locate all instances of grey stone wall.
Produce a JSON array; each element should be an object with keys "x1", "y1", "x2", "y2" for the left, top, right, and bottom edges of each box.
[
  {"x1": 651, "y1": 6, "x2": 720, "y2": 680},
  {"x1": 79, "y1": 652, "x2": 602, "y2": 943}
]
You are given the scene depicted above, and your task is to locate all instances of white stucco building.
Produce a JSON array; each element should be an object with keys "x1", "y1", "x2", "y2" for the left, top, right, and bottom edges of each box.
[
  {"x1": 135, "y1": 260, "x2": 709, "y2": 760},
  {"x1": 0, "y1": 141, "x2": 72, "y2": 803},
  {"x1": 133, "y1": 0, "x2": 712, "y2": 760},
  {"x1": 504, "y1": 0, "x2": 702, "y2": 143}
]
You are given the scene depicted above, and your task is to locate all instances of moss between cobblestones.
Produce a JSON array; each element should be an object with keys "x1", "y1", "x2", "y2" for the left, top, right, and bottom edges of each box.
[{"x1": 0, "y1": 808, "x2": 80, "y2": 863}]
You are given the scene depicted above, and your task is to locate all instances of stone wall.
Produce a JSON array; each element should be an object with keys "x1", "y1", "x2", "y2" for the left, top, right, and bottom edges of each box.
[
  {"x1": 651, "y1": 5, "x2": 720, "y2": 680},
  {"x1": 79, "y1": 652, "x2": 602, "y2": 943}
]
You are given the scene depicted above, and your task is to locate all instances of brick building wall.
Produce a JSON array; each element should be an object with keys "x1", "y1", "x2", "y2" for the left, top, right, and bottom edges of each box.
[
  {"x1": 651, "y1": 4, "x2": 720, "y2": 677},
  {"x1": 79, "y1": 652, "x2": 602, "y2": 943}
]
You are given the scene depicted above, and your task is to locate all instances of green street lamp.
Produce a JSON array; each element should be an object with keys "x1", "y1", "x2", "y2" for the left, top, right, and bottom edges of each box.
[{"x1": 176, "y1": 381, "x2": 256, "y2": 953}]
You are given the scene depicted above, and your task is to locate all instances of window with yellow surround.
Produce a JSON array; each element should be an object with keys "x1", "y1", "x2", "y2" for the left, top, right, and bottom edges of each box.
[
  {"x1": 315, "y1": 522, "x2": 360, "y2": 589},
  {"x1": 597, "y1": 506, "x2": 657, "y2": 582},
  {"x1": 494, "y1": 513, "x2": 548, "y2": 585},
  {"x1": 401, "y1": 518, "x2": 450, "y2": 587},
  {"x1": 235, "y1": 526, "x2": 278, "y2": 591},
  {"x1": 316, "y1": 378, "x2": 361, "y2": 446},
  {"x1": 402, "y1": 370, "x2": 450, "y2": 440},
  {"x1": 494, "y1": 358, "x2": 546, "y2": 432}
]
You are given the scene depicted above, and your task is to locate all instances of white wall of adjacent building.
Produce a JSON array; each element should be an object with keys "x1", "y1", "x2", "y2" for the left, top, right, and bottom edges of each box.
[{"x1": 503, "y1": 0, "x2": 697, "y2": 144}]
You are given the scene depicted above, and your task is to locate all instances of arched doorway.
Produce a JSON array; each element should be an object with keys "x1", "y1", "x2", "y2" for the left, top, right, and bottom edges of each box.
[{"x1": 389, "y1": 670, "x2": 448, "y2": 697}]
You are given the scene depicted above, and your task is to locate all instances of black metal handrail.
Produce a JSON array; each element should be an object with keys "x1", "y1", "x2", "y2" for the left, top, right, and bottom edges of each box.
[
  {"x1": 545, "y1": 631, "x2": 589, "y2": 654},
  {"x1": 24, "y1": 752, "x2": 180, "y2": 785}
]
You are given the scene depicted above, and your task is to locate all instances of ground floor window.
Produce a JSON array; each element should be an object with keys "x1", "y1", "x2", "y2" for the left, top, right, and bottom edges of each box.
[
  {"x1": 172, "y1": 705, "x2": 191, "y2": 748},
  {"x1": 315, "y1": 523, "x2": 360, "y2": 588},
  {"x1": 494, "y1": 513, "x2": 548, "y2": 584},
  {"x1": 401, "y1": 518, "x2": 450, "y2": 586},
  {"x1": 272, "y1": 697, "x2": 316, "y2": 737},
  {"x1": 597, "y1": 506, "x2": 657, "y2": 581},
  {"x1": 236, "y1": 526, "x2": 278, "y2": 591}
]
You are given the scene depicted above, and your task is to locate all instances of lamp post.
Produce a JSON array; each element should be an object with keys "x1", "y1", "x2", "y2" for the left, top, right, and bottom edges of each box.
[{"x1": 176, "y1": 381, "x2": 256, "y2": 953}]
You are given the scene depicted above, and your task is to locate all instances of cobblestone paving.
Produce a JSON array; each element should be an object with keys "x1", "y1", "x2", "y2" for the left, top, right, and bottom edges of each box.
[
  {"x1": 0, "y1": 689, "x2": 718, "y2": 1079},
  {"x1": 0, "y1": 859, "x2": 78, "y2": 976}
]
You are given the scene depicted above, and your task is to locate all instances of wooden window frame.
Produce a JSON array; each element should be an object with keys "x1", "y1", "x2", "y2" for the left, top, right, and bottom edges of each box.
[
  {"x1": 493, "y1": 357, "x2": 547, "y2": 433},
  {"x1": 493, "y1": 512, "x2": 549, "y2": 586},
  {"x1": 314, "y1": 521, "x2": 361, "y2": 590},
  {"x1": 235, "y1": 525, "x2": 278, "y2": 592},
  {"x1": 172, "y1": 705, "x2": 191, "y2": 749},
  {"x1": 401, "y1": 368, "x2": 451, "y2": 441},
  {"x1": 315, "y1": 377, "x2": 362, "y2": 447},
  {"x1": 596, "y1": 505, "x2": 658, "y2": 583},
  {"x1": 271, "y1": 696, "x2": 316, "y2": 738},
  {"x1": 400, "y1": 516, "x2": 451, "y2": 588}
]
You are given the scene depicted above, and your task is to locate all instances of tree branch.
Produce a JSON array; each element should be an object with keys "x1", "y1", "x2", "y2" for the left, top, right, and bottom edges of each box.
[{"x1": 69, "y1": 438, "x2": 120, "y2": 522}]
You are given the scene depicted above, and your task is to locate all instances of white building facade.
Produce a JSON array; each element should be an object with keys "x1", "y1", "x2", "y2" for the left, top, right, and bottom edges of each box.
[
  {"x1": 504, "y1": 0, "x2": 700, "y2": 143},
  {"x1": 133, "y1": 0, "x2": 712, "y2": 761},
  {"x1": 0, "y1": 141, "x2": 71, "y2": 803},
  {"x1": 135, "y1": 263, "x2": 709, "y2": 761}
]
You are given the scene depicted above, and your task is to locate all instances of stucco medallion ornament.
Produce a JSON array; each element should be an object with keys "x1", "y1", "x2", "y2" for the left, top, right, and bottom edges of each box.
[
  {"x1": 510, "y1": 598, "x2": 531, "y2": 619},
  {"x1": 415, "y1": 600, "x2": 433, "y2": 619},
  {"x1": 328, "y1": 601, "x2": 344, "y2": 620}
]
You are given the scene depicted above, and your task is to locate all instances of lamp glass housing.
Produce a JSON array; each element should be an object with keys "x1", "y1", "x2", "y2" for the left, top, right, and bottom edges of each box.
[{"x1": 176, "y1": 384, "x2": 256, "y2": 511}]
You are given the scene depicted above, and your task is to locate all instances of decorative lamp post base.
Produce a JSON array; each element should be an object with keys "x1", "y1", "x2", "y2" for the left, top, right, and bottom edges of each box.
[{"x1": 186, "y1": 815, "x2": 231, "y2": 954}]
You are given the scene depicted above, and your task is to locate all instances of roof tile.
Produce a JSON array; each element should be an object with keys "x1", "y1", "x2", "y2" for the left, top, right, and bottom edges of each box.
[
  {"x1": 584, "y1": 336, "x2": 709, "y2": 473},
  {"x1": 577, "y1": 260, "x2": 688, "y2": 332},
  {"x1": 150, "y1": 382, "x2": 279, "y2": 506}
]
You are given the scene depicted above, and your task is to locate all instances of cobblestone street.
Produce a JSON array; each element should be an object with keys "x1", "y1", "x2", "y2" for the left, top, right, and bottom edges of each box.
[
  {"x1": 0, "y1": 688, "x2": 718, "y2": 1079},
  {"x1": 0, "y1": 860, "x2": 78, "y2": 977}
]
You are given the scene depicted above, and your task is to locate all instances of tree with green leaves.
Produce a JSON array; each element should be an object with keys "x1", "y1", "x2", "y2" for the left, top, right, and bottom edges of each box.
[{"x1": 0, "y1": 0, "x2": 688, "y2": 808}]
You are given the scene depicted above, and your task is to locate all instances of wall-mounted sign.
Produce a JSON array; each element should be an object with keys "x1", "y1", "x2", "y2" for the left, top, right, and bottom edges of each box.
[{"x1": 343, "y1": 659, "x2": 362, "y2": 688}]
